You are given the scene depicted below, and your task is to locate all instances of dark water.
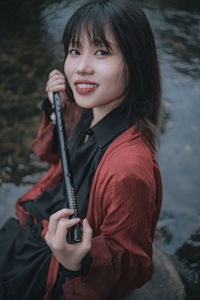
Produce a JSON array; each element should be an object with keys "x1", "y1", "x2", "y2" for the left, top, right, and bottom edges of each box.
[{"x1": 0, "y1": 0, "x2": 200, "y2": 298}]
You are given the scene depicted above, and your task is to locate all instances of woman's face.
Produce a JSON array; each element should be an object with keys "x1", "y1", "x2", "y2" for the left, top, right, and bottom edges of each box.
[{"x1": 64, "y1": 27, "x2": 128, "y2": 122}]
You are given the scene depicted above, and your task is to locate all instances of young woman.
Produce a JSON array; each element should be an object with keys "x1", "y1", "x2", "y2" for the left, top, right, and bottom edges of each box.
[{"x1": 0, "y1": 0, "x2": 162, "y2": 299}]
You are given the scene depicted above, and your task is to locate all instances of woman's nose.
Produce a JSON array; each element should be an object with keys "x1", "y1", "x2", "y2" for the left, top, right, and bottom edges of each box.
[{"x1": 77, "y1": 55, "x2": 94, "y2": 75}]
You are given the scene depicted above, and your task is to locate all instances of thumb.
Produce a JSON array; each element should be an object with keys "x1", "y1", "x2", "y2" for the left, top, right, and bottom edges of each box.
[
  {"x1": 48, "y1": 91, "x2": 54, "y2": 108},
  {"x1": 82, "y1": 219, "x2": 93, "y2": 249}
]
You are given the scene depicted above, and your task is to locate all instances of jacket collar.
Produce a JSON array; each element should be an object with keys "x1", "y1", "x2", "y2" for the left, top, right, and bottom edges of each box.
[{"x1": 86, "y1": 105, "x2": 135, "y2": 149}]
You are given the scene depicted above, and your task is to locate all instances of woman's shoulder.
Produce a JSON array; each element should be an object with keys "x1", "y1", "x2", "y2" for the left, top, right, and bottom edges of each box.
[
  {"x1": 98, "y1": 125, "x2": 157, "y2": 183},
  {"x1": 105, "y1": 125, "x2": 154, "y2": 167}
]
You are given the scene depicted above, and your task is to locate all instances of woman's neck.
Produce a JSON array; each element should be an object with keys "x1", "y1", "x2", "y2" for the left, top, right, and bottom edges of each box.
[{"x1": 91, "y1": 101, "x2": 123, "y2": 128}]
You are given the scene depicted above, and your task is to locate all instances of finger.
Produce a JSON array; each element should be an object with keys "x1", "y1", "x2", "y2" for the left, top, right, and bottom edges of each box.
[
  {"x1": 82, "y1": 219, "x2": 93, "y2": 249},
  {"x1": 53, "y1": 218, "x2": 80, "y2": 250},
  {"x1": 48, "y1": 208, "x2": 74, "y2": 235},
  {"x1": 56, "y1": 218, "x2": 81, "y2": 246},
  {"x1": 46, "y1": 82, "x2": 65, "y2": 92},
  {"x1": 46, "y1": 79, "x2": 65, "y2": 92},
  {"x1": 48, "y1": 91, "x2": 54, "y2": 107},
  {"x1": 46, "y1": 76, "x2": 65, "y2": 88},
  {"x1": 48, "y1": 87, "x2": 66, "y2": 106},
  {"x1": 47, "y1": 74, "x2": 65, "y2": 83},
  {"x1": 49, "y1": 69, "x2": 62, "y2": 78},
  {"x1": 47, "y1": 82, "x2": 66, "y2": 92}
]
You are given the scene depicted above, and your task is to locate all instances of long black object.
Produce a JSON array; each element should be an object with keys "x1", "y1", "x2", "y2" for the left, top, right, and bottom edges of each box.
[{"x1": 53, "y1": 92, "x2": 82, "y2": 243}]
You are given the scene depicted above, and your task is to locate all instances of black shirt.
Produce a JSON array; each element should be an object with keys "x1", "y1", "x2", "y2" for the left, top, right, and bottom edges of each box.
[{"x1": 24, "y1": 104, "x2": 134, "y2": 220}]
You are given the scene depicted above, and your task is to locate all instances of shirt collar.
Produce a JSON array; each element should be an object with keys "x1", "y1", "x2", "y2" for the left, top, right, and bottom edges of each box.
[{"x1": 87, "y1": 104, "x2": 134, "y2": 149}]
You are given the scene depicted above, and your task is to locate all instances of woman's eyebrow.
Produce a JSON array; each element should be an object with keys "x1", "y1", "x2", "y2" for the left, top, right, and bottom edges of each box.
[{"x1": 92, "y1": 39, "x2": 114, "y2": 49}]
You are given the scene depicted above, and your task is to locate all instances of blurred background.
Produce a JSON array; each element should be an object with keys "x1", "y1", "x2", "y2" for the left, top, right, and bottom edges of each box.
[{"x1": 0, "y1": 0, "x2": 199, "y2": 298}]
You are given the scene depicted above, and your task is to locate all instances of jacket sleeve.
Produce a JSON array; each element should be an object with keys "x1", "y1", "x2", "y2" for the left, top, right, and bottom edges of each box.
[
  {"x1": 31, "y1": 101, "x2": 82, "y2": 164},
  {"x1": 63, "y1": 147, "x2": 162, "y2": 300}
]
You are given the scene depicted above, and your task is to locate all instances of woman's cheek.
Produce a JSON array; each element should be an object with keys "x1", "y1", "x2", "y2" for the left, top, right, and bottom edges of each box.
[{"x1": 64, "y1": 59, "x2": 71, "y2": 77}]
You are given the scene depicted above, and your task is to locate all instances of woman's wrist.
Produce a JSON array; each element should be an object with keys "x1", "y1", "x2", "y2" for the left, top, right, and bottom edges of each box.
[
  {"x1": 56, "y1": 249, "x2": 82, "y2": 271},
  {"x1": 59, "y1": 252, "x2": 92, "y2": 279}
]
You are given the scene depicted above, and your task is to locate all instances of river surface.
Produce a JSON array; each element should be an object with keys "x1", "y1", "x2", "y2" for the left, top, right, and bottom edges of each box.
[{"x1": 0, "y1": 0, "x2": 200, "y2": 298}]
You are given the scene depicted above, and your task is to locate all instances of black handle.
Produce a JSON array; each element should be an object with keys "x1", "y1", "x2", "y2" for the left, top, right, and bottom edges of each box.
[{"x1": 53, "y1": 92, "x2": 82, "y2": 243}]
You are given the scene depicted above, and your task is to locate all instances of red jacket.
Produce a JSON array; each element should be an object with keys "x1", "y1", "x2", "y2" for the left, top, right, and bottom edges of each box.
[{"x1": 16, "y1": 106, "x2": 162, "y2": 300}]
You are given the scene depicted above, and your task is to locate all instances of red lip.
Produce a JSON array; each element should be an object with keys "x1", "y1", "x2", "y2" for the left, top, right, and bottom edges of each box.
[
  {"x1": 74, "y1": 80, "x2": 98, "y2": 85},
  {"x1": 74, "y1": 80, "x2": 98, "y2": 95}
]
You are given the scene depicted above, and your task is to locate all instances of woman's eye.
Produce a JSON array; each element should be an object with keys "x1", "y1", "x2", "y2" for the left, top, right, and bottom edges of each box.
[
  {"x1": 69, "y1": 49, "x2": 80, "y2": 55},
  {"x1": 95, "y1": 50, "x2": 109, "y2": 56}
]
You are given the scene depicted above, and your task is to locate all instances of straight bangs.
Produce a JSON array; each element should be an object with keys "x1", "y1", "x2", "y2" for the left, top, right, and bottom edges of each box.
[{"x1": 63, "y1": 3, "x2": 112, "y2": 56}]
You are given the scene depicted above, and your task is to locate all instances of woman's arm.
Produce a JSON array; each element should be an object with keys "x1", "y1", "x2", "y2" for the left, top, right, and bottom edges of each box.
[{"x1": 62, "y1": 148, "x2": 162, "y2": 300}]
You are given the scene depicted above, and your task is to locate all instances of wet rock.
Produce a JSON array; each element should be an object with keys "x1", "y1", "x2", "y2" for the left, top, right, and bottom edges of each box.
[
  {"x1": 0, "y1": 183, "x2": 33, "y2": 226},
  {"x1": 125, "y1": 244, "x2": 186, "y2": 300},
  {"x1": 155, "y1": 225, "x2": 172, "y2": 244},
  {"x1": 177, "y1": 242, "x2": 200, "y2": 263},
  {"x1": 1, "y1": 141, "x2": 16, "y2": 152},
  {"x1": 175, "y1": 229, "x2": 200, "y2": 300}
]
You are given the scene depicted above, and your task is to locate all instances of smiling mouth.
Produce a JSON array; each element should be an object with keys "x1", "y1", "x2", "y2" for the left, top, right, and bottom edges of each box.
[{"x1": 75, "y1": 81, "x2": 98, "y2": 95}]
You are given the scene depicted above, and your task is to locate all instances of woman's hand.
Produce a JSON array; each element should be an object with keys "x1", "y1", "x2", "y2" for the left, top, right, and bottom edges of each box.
[
  {"x1": 44, "y1": 209, "x2": 92, "y2": 271},
  {"x1": 45, "y1": 69, "x2": 69, "y2": 108}
]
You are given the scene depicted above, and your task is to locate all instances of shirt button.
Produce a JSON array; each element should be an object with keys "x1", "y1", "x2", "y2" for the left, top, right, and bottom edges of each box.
[{"x1": 87, "y1": 129, "x2": 93, "y2": 137}]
